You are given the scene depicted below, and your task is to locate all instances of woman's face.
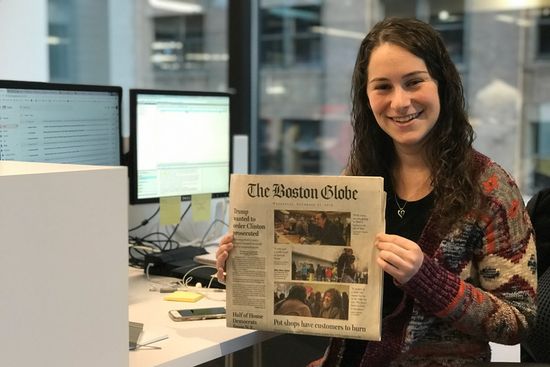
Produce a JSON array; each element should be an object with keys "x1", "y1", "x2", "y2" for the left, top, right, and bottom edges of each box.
[{"x1": 366, "y1": 43, "x2": 440, "y2": 152}]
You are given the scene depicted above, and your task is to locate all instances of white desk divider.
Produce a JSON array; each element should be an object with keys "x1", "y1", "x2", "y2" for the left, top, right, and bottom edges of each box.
[{"x1": 0, "y1": 161, "x2": 128, "y2": 367}]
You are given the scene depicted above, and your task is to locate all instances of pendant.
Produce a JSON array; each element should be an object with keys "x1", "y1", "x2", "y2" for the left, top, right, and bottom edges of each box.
[{"x1": 397, "y1": 209, "x2": 405, "y2": 218}]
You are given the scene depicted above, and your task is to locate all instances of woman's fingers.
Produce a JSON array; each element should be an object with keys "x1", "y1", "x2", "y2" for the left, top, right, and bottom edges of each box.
[
  {"x1": 215, "y1": 250, "x2": 229, "y2": 281},
  {"x1": 215, "y1": 232, "x2": 234, "y2": 282},
  {"x1": 375, "y1": 233, "x2": 423, "y2": 284}
]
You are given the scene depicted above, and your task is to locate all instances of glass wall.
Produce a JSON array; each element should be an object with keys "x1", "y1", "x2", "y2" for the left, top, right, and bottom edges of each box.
[
  {"x1": 46, "y1": 0, "x2": 550, "y2": 195},
  {"x1": 255, "y1": 0, "x2": 550, "y2": 196},
  {"x1": 48, "y1": 0, "x2": 228, "y2": 95},
  {"x1": 145, "y1": 0, "x2": 228, "y2": 92},
  {"x1": 48, "y1": 0, "x2": 111, "y2": 84}
]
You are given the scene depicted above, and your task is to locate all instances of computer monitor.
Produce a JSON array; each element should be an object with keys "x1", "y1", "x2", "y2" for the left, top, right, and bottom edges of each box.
[
  {"x1": 0, "y1": 80, "x2": 122, "y2": 165},
  {"x1": 129, "y1": 89, "x2": 231, "y2": 204}
]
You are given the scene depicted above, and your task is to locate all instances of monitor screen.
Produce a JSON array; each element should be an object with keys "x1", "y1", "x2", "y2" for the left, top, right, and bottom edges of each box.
[
  {"x1": 129, "y1": 89, "x2": 231, "y2": 204},
  {"x1": 0, "y1": 80, "x2": 122, "y2": 166}
]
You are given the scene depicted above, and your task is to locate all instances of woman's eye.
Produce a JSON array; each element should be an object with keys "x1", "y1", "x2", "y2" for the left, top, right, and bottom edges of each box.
[
  {"x1": 373, "y1": 84, "x2": 390, "y2": 91},
  {"x1": 405, "y1": 79, "x2": 423, "y2": 87}
]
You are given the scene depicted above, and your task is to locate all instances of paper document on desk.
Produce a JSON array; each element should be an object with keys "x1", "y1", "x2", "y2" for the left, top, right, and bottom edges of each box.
[{"x1": 225, "y1": 174, "x2": 385, "y2": 340}]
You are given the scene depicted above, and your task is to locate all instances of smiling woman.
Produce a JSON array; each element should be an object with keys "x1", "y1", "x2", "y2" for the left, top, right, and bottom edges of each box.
[{"x1": 313, "y1": 17, "x2": 537, "y2": 367}]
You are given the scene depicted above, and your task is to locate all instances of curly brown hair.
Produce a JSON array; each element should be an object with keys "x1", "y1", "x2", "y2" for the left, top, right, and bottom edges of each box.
[{"x1": 346, "y1": 17, "x2": 483, "y2": 234}]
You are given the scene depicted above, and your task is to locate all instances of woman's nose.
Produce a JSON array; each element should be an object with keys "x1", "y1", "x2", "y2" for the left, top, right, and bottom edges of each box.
[{"x1": 390, "y1": 87, "x2": 411, "y2": 111}]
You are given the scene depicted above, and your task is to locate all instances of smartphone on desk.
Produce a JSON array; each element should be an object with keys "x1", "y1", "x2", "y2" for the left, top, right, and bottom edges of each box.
[{"x1": 168, "y1": 307, "x2": 226, "y2": 321}]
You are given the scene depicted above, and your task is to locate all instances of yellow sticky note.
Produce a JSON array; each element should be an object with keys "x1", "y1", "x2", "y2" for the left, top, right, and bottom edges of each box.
[
  {"x1": 160, "y1": 196, "x2": 181, "y2": 225},
  {"x1": 192, "y1": 193, "x2": 211, "y2": 222},
  {"x1": 163, "y1": 291, "x2": 204, "y2": 302}
]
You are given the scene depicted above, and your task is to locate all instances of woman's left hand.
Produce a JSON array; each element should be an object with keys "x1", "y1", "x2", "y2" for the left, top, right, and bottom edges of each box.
[{"x1": 375, "y1": 233, "x2": 424, "y2": 284}]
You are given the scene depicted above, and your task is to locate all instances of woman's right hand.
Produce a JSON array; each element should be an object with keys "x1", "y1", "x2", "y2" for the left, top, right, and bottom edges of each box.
[{"x1": 215, "y1": 232, "x2": 234, "y2": 282}]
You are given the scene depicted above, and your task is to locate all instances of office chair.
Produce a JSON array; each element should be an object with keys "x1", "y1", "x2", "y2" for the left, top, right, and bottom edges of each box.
[
  {"x1": 520, "y1": 187, "x2": 550, "y2": 363},
  {"x1": 522, "y1": 266, "x2": 550, "y2": 363}
]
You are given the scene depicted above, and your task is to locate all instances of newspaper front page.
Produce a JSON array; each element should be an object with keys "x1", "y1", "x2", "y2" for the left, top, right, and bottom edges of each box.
[{"x1": 225, "y1": 174, "x2": 386, "y2": 340}]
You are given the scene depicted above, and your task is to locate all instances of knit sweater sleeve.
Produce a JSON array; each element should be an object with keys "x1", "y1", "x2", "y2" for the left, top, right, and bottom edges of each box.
[{"x1": 401, "y1": 164, "x2": 537, "y2": 345}]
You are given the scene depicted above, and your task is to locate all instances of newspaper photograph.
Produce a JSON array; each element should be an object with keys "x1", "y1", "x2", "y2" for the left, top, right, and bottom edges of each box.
[{"x1": 225, "y1": 174, "x2": 386, "y2": 340}]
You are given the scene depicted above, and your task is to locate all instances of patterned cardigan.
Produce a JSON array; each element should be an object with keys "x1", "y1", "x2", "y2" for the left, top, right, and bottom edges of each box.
[{"x1": 323, "y1": 152, "x2": 538, "y2": 367}]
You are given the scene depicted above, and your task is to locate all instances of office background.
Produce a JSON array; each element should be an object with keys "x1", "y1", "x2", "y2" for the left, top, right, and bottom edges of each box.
[{"x1": 1, "y1": 0, "x2": 549, "y2": 197}]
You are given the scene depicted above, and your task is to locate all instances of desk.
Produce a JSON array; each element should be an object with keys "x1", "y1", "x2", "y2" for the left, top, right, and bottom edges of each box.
[{"x1": 129, "y1": 267, "x2": 277, "y2": 367}]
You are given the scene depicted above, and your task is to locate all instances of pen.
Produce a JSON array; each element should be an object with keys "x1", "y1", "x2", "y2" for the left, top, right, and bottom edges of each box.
[{"x1": 136, "y1": 334, "x2": 169, "y2": 349}]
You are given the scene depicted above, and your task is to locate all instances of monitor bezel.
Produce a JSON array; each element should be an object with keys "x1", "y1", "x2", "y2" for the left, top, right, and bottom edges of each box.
[
  {"x1": 128, "y1": 88, "x2": 232, "y2": 205},
  {"x1": 0, "y1": 79, "x2": 123, "y2": 166}
]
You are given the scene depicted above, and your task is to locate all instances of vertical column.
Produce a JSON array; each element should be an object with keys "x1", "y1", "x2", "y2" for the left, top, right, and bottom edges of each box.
[
  {"x1": 0, "y1": 0, "x2": 48, "y2": 81},
  {"x1": 228, "y1": 0, "x2": 257, "y2": 171}
]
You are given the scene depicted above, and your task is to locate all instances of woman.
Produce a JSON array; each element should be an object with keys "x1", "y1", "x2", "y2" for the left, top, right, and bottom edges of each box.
[{"x1": 217, "y1": 17, "x2": 537, "y2": 366}]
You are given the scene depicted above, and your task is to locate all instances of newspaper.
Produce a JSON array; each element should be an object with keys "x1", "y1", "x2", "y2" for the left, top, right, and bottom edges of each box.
[{"x1": 225, "y1": 174, "x2": 386, "y2": 340}]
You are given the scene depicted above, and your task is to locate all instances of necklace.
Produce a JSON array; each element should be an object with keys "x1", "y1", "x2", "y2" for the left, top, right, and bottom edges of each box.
[
  {"x1": 393, "y1": 172, "x2": 432, "y2": 219},
  {"x1": 394, "y1": 194, "x2": 407, "y2": 219}
]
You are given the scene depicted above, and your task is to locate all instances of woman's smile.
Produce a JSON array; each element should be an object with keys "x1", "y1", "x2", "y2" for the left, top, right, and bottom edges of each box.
[{"x1": 390, "y1": 111, "x2": 423, "y2": 123}]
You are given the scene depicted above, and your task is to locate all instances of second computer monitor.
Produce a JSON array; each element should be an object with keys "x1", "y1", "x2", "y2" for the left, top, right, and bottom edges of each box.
[{"x1": 129, "y1": 89, "x2": 231, "y2": 204}]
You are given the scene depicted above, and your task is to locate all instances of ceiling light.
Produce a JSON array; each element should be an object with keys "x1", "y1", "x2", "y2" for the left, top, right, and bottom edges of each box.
[
  {"x1": 471, "y1": 0, "x2": 550, "y2": 12},
  {"x1": 495, "y1": 14, "x2": 534, "y2": 27},
  {"x1": 186, "y1": 53, "x2": 229, "y2": 62},
  {"x1": 310, "y1": 26, "x2": 364, "y2": 40},
  {"x1": 149, "y1": 0, "x2": 202, "y2": 13},
  {"x1": 266, "y1": 85, "x2": 286, "y2": 95},
  {"x1": 152, "y1": 41, "x2": 183, "y2": 50}
]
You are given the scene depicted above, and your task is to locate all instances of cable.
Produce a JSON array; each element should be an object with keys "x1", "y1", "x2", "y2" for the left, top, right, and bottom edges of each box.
[
  {"x1": 145, "y1": 262, "x2": 155, "y2": 280},
  {"x1": 128, "y1": 230, "x2": 182, "y2": 267},
  {"x1": 181, "y1": 264, "x2": 218, "y2": 287},
  {"x1": 143, "y1": 262, "x2": 187, "y2": 292},
  {"x1": 200, "y1": 218, "x2": 229, "y2": 246},
  {"x1": 142, "y1": 262, "x2": 225, "y2": 300},
  {"x1": 128, "y1": 202, "x2": 192, "y2": 267},
  {"x1": 163, "y1": 202, "x2": 192, "y2": 250},
  {"x1": 197, "y1": 197, "x2": 230, "y2": 246},
  {"x1": 129, "y1": 206, "x2": 160, "y2": 232},
  {"x1": 178, "y1": 265, "x2": 226, "y2": 301}
]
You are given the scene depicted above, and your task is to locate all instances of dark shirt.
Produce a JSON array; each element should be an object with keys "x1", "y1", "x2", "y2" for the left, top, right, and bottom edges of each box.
[
  {"x1": 382, "y1": 191, "x2": 434, "y2": 316},
  {"x1": 341, "y1": 191, "x2": 434, "y2": 366},
  {"x1": 309, "y1": 219, "x2": 346, "y2": 245}
]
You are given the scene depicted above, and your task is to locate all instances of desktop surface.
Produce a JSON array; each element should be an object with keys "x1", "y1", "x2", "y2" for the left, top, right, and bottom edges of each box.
[{"x1": 128, "y1": 267, "x2": 275, "y2": 367}]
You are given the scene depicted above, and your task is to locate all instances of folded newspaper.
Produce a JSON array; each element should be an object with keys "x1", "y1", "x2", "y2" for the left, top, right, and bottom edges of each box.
[{"x1": 226, "y1": 174, "x2": 386, "y2": 340}]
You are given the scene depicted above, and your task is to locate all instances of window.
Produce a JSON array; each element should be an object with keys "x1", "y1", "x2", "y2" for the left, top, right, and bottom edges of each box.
[
  {"x1": 152, "y1": 15, "x2": 205, "y2": 71},
  {"x1": 48, "y1": 22, "x2": 71, "y2": 81},
  {"x1": 383, "y1": 0, "x2": 465, "y2": 64},
  {"x1": 260, "y1": 5, "x2": 322, "y2": 67},
  {"x1": 48, "y1": 0, "x2": 110, "y2": 84},
  {"x1": 430, "y1": 12, "x2": 465, "y2": 64},
  {"x1": 537, "y1": 8, "x2": 550, "y2": 59}
]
